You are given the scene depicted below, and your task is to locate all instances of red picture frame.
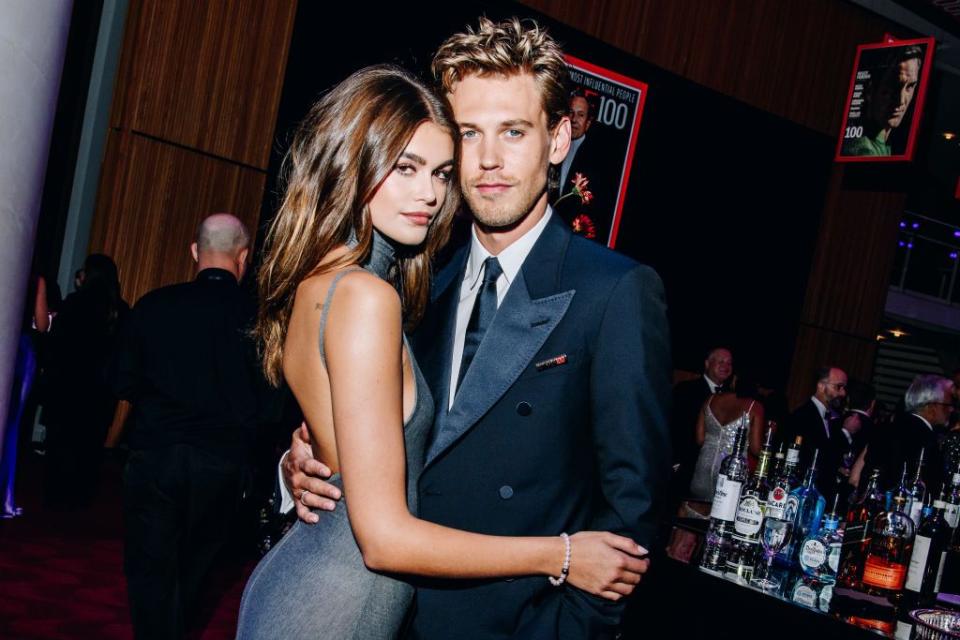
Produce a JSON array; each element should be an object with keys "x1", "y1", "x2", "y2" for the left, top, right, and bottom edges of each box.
[
  {"x1": 561, "y1": 55, "x2": 648, "y2": 248},
  {"x1": 835, "y1": 37, "x2": 935, "y2": 163}
]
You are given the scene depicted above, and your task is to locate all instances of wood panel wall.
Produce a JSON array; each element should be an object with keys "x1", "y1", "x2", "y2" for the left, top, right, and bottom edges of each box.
[
  {"x1": 89, "y1": 0, "x2": 297, "y2": 306},
  {"x1": 522, "y1": 0, "x2": 913, "y2": 405}
]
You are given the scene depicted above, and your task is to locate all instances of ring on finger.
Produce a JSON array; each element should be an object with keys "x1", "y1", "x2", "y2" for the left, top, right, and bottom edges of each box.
[{"x1": 300, "y1": 489, "x2": 310, "y2": 503}]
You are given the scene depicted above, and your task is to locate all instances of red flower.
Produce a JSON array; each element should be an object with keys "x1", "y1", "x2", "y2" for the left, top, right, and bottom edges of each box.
[
  {"x1": 571, "y1": 214, "x2": 597, "y2": 240},
  {"x1": 570, "y1": 172, "x2": 594, "y2": 206}
]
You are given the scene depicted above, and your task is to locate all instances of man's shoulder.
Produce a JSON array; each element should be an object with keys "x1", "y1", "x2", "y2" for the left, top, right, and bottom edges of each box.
[
  {"x1": 134, "y1": 281, "x2": 197, "y2": 310},
  {"x1": 563, "y1": 235, "x2": 661, "y2": 291}
]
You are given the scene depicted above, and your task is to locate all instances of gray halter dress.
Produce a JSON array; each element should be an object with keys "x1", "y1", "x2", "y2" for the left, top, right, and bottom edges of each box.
[{"x1": 236, "y1": 233, "x2": 434, "y2": 639}]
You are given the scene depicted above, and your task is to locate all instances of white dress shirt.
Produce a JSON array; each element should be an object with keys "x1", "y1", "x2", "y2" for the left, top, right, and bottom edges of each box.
[
  {"x1": 811, "y1": 395, "x2": 853, "y2": 445},
  {"x1": 448, "y1": 208, "x2": 554, "y2": 409}
]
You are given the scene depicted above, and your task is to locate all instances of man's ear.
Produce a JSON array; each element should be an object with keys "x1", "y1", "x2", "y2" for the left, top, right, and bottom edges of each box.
[
  {"x1": 237, "y1": 248, "x2": 250, "y2": 278},
  {"x1": 549, "y1": 116, "x2": 572, "y2": 165},
  {"x1": 191, "y1": 242, "x2": 199, "y2": 263}
]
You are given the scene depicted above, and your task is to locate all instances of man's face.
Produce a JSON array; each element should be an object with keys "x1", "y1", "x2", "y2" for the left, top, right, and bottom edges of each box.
[
  {"x1": 704, "y1": 349, "x2": 733, "y2": 386},
  {"x1": 868, "y1": 58, "x2": 920, "y2": 130},
  {"x1": 818, "y1": 369, "x2": 848, "y2": 412},
  {"x1": 569, "y1": 96, "x2": 592, "y2": 140},
  {"x1": 448, "y1": 73, "x2": 567, "y2": 229},
  {"x1": 927, "y1": 385, "x2": 955, "y2": 428}
]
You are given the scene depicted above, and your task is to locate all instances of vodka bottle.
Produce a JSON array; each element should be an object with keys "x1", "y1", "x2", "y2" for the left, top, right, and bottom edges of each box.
[{"x1": 700, "y1": 423, "x2": 749, "y2": 574}]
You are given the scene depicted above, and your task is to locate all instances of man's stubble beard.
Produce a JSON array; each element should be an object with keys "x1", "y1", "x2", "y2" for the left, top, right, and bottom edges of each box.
[{"x1": 463, "y1": 173, "x2": 548, "y2": 231}]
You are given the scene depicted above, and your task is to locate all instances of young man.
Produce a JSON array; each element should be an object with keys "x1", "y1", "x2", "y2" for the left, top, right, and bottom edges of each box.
[{"x1": 285, "y1": 18, "x2": 671, "y2": 638}]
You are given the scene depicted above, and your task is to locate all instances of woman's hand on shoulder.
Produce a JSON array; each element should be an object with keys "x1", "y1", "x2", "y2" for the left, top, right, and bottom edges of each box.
[{"x1": 565, "y1": 532, "x2": 650, "y2": 601}]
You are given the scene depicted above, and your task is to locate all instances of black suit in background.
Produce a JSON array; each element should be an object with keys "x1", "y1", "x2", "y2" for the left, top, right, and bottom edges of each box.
[
  {"x1": 864, "y1": 413, "x2": 943, "y2": 493},
  {"x1": 782, "y1": 399, "x2": 848, "y2": 500},
  {"x1": 111, "y1": 268, "x2": 261, "y2": 640}
]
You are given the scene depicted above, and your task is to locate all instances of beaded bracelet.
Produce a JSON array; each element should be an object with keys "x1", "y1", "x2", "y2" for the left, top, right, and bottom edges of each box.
[{"x1": 548, "y1": 532, "x2": 571, "y2": 586}]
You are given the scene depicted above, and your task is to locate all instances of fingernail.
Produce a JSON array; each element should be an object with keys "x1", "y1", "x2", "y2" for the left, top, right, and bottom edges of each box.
[
  {"x1": 637, "y1": 545, "x2": 648, "y2": 555},
  {"x1": 333, "y1": 490, "x2": 342, "y2": 499}
]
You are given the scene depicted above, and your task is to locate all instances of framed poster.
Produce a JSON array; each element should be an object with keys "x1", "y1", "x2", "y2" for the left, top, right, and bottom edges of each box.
[
  {"x1": 835, "y1": 37, "x2": 935, "y2": 163},
  {"x1": 555, "y1": 55, "x2": 648, "y2": 248}
]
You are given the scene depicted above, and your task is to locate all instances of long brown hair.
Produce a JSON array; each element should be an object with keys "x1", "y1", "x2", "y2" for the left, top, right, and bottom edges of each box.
[{"x1": 256, "y1": 65, "x2": 460, "y2": 386}]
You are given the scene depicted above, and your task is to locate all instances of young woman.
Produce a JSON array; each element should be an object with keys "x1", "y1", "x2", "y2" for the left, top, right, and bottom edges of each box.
[{"x1": 236, "y1": 66, "x2": 645, "y2": 639}]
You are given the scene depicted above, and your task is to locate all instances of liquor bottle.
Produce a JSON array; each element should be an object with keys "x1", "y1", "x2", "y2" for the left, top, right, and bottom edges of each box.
[
  {"x1": 700, "y1": 423, "x2": 749, "y2": 574},
  {"x1": 727, "y1": 428, "x2": 774, "y2": 578},
  {"x1": 770, "y1": 442, "x2": 786, "y2": 482},
  {"x1": 906, "y1": 449, "x2": 927, "y2": 527},
  {"x1": 904, "y1": 485, "x2": 950, "y2": 606},
  {"x1": 861, "y1": 493, "x2": 915, "y2": 598},
  {"x1": 799, "y1": 494, "x2": 843, "y2": 583},
  {"x1": 781, "y1": 449, "x2": 826, "y2": 567},
  {"x1": 945, "y1": 460, "x2": 960, "y2": 529},
  {"x1": 837, "y1": 468, "x2": 886, "y2": 589},
  {"x1": 782, "y1": 435, "x2": 803, "y2": 489},
  {"x1": 937, "y1": 514, "x2": 960, "y2": 599}
]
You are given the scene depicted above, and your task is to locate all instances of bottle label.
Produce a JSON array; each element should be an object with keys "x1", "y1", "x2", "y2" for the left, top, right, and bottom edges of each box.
[
  {"x1": 710, "y1": 477, "x2": 742, "y2": 522},
  {"x1": 734, "y1": 496, "x2": 764, "y2": 536},
  {"x1": 784, "y1": 494, "x2": 800, "y2": 523},
  {"x1": 905, "y1": 535, "x2": 932, "y2": 592},
  {"x1": 946, "y1": 503, "x2": 960, "y2": 528},
  {"x1": 792, "y1": 583, "x2": 818, "y2": 608},
  {"x1": 787, "y1": 449, "x2": 800, "y2": 464},
  {"x1": 800, "y1": 539, "x2": 827, "y2": 570},
  {"x1": 863, "y1": 556, "x2": 908, "y2": 590},
  {"x1": 934, "y1": 500, "x2": 947, "y2": 510},
  {"x1": 766, "y1": 486, "x2": 787, "y2": 519},
  {"x1": 843, "y1": 522, "x2": 867, "y2": 544}
]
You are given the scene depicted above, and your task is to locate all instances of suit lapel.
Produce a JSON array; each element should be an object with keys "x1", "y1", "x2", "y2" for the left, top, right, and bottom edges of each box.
[
  {"x1": 425, "y1": 215, "x2": 575, "y2": 467},
  {"x1": 414, "y1": 248, "x2": 467, "y2": 430}
]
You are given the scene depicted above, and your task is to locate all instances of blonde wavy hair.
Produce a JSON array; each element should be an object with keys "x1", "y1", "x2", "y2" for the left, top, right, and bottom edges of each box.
[
  {"x1": 431, "y1": 16, "x2": 570, "y2": 129},
  {"x1": 256, "y1": 65, "x2": 460, "y2": 386}
]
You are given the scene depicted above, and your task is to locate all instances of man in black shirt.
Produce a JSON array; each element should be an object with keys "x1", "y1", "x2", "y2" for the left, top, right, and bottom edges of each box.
[{"x1": 110, "y1": 213, "x2": 259, "y2": 640}]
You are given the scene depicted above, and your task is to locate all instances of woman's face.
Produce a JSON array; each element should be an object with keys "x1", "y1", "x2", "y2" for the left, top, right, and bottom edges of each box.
[{"x1": 368, "y1": 121, "x2": 455, "y2": 247}]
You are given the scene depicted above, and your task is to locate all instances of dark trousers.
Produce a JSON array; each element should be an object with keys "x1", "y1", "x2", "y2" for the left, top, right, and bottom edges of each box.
[{"x1": 122, "y1": 444, "x2": 244, "y2": 640}]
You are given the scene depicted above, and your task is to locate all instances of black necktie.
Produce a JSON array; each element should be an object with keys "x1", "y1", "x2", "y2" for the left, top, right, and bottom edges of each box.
[{"x1": 457, "y1": 257, "x2": 502, "y2": 393}]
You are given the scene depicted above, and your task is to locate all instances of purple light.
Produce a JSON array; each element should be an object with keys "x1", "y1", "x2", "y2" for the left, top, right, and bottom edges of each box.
[
  {"x1": 954, "y1": 231, "x2": 960, "y2": 238},
  {"x1": 908, "y1": 243, "x2": 914, "y2": 249},
  {"x1": 900, "y1": 222, "x2": 907, "y2": 228},
  {"x1": 912, "y1": 222, "x2": 920, "y2": 229},
  {"x1": 952, "y1": 252, "x2": 959, "y2": 260},
  {"x1": 899, "y1": 241, "x2": 906, "y2": 247}
]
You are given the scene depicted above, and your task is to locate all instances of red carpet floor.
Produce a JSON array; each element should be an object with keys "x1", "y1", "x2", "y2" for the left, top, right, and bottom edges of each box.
[{"x1": 0, "y1": 452, "x2": 254, "y2": 640}]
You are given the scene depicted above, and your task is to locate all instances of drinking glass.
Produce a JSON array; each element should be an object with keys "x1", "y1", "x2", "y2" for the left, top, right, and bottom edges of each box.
[{"x1": 750, "y1": 517, "x2": 792, "y2": 591}]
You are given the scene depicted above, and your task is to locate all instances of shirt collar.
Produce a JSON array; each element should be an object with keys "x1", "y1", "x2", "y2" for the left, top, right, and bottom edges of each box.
[
  {"x1": 911, "y1": 412, "x2": 934, "y2": 431},
  {"x1": 704, "y1": 375, "x2": 722, "y2": 393},
  {"x1": 811, "y1": 396, "x2": 829, "y2": 420},
  {"x1": 463, "y1": 207, "x2": 554, "y2": 291},
  {"x1": 196, "y1": 268, "x2": 238, "y2": 284}
]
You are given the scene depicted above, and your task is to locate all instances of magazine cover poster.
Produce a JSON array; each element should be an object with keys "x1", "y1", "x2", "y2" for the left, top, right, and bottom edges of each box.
[
  {"x1": 553, "y1": 55, "x2": 648, "y2": 248},
  {"x1": 835, "y1": 37, "x2": 934, "y2": 163}
]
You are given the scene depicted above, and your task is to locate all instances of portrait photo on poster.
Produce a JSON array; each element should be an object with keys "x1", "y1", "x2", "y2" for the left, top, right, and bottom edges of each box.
[
  {"x1": 552, "y1": 55, "x2": 647, "y2": 248},
  {"x1": 835, "y1": 37, "x2": 935, "y2": 163}
]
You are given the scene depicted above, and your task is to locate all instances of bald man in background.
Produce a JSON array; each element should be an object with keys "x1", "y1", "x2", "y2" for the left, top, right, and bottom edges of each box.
[{"x1": 109, "y1": 214, "x2": 261, "y2": 640}]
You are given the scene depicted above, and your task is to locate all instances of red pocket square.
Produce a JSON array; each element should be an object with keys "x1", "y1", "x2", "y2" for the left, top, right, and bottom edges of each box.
[{"x1": 535, "y1": 354, "x2": 568, "y2": 371}]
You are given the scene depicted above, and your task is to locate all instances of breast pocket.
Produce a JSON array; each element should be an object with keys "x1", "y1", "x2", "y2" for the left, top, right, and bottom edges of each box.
[{"x1": 516, "y1": 347, "x2": 586, "y2": 381}]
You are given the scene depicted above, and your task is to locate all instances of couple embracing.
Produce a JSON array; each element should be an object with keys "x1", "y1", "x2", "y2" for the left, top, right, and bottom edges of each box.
[{"x1": 236, "y1": 17, "x2": 671, "y2": 640}]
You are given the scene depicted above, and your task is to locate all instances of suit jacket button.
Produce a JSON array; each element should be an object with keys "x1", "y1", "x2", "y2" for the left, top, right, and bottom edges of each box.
[
  {"x1": 516, "y1": 401, "x2": 532, "y2": 416},
  {"x1": 499, "y1": 485, "x2": 514, "y2": 499}
]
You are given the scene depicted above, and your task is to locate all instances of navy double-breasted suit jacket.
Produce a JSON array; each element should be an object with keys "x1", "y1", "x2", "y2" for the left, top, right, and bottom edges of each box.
[{"x1": 407, "y1": 214, "x2": 672, "y2": 639}]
